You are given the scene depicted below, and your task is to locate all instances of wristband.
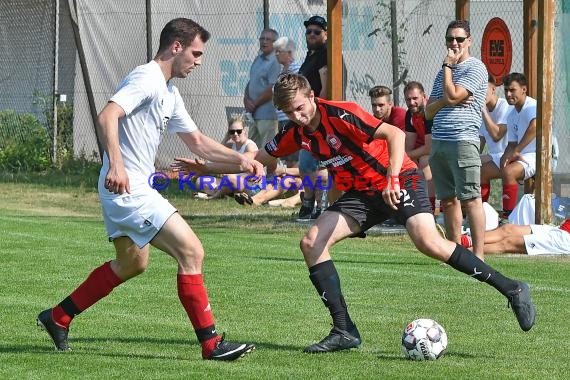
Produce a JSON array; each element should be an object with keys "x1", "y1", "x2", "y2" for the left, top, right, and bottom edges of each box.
[
  {"x1": 391, "y1": 175, "x2": 400, "y2": 182},
  {"x1": 442, "y1": 63, "x2": 453, "y2": 70}
]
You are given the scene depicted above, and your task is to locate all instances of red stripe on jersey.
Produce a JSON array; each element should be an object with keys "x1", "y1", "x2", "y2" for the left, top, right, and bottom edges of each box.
[
  {"x1": 405, "y1": 110, "x2": 432, "y2": 149},
  {"x1": 266, "y1": 98, "x2": 417, "y2": 190}
]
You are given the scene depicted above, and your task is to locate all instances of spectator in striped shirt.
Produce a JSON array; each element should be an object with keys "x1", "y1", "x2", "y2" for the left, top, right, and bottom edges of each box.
[{"x1": 425, "y1": 20, "x2": 488, "y2": 261}]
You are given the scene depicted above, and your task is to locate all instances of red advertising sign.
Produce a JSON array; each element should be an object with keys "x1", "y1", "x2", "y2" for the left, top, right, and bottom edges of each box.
[{"x1": 481, "y1": 17, "x2": 512, "y2": 85}]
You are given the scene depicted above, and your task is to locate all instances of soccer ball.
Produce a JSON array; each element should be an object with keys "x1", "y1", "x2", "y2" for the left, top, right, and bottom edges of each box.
[{"x1": 401, "y1": 318, "x2": 448, "y2": 361}]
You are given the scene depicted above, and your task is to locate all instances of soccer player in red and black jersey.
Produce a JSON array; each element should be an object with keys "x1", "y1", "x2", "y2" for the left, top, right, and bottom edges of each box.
[{"x1": 173, "y1": 73, "x2": 536, "y2": 353}]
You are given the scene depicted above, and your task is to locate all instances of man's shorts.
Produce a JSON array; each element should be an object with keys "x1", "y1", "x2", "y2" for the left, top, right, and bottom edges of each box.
[
  {"x1": 524, "y1": 224, "x2": 570, "y2": 255},
  {"x1": 100, "y1": 189, "x2": 177, "y2": 248},
  {"x1": 514, "y1": 152, "x2": 536, "y2": 181},
  {"x1": 429, "y1": 140, "x2": 481, "y2": 201},
  {"x1": 482, "y1": 152, "x2": 502, "y2": 169},
  {"x1": 326, "y1": 169, "x2": 432, "y2": 236}
]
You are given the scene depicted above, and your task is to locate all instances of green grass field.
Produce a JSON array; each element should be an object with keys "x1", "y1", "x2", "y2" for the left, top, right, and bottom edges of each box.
[{"x1": 1, "y1": 174, "x2": 569, "y2": 379}]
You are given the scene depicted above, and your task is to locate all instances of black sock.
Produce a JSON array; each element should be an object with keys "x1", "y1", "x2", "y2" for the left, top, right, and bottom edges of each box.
[
  {"x1": 59, "y1": 296, "x2": 82, "y2": 318},
  {"x1": 308, "y1": 260, "x2": 354, "y2": 331},
  {"x1": 446, "y1": 244, "x2": 518, "y2": 296},
  {"x1": 302, "y1": 196, "x2": 315, "y2": 208}
]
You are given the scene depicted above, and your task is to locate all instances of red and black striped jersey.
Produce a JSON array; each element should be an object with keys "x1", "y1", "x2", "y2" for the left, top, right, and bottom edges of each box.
[
  {"x1": 265, "y1": 98, "x2": 417, "y2": 191},
  {"x1": 405, "y1": 110, "x2": 432, "y2": 149}
]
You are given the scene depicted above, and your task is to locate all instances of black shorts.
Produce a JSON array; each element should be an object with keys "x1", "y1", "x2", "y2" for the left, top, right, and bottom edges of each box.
[{"x1": 326, "y1": 169, "x2": 432, "y2": 237}]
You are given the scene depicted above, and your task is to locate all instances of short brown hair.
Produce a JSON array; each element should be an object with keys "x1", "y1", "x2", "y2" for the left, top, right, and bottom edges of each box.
[
  {"x1": 272, "y1": 73, "x2": 312, "y2": 110},
  {"x1": 403, "y1": 81, "x2": 425, "y2": 95},
  {"x1": 446, "y1": 20, "x2": 470, "y2": 36},
  {"x1": 157, "y1": 18, "x2": 210, "y2": 53},
  {"x1": 368, "y1": 85, "x2": 392, "y2": 99}
]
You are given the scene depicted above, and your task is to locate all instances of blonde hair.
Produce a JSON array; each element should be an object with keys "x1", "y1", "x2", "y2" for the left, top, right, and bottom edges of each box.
[
  {"x1": 272, "y1": 73, "x2": 312, "y2": 110},
  {"x1": 227, "y1": 114, "x2": 247, "y2": 130}
]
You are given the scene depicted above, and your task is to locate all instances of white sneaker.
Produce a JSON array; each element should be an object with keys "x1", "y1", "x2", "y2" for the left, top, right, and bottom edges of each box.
[
  {"x1": 268, "y1": 199, "x2": 285, "y2": 207},
  {"x1": 193, "y1": 192, "x2": 210, "y2": 199}
]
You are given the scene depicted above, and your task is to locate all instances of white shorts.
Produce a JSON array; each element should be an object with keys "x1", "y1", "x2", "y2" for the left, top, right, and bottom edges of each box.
[
  {"x1": 515, "y1": 152, "x2": 536, "y2": 181},
  {"x1": 524, "y1": 224, "x2": 570, "y2": 255},
  {"x1": 488, "y1": 152, "x2": 502, "y2": 169},
  {"x1": 100, "y1": 189, "x2": 177, "y2": 248}
]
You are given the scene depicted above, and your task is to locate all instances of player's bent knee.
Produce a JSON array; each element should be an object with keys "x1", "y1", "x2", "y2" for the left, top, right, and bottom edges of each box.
[
  {"x1": 300, "y1": 235, "x2": 315, "y2": 254},
  {"x1": 177, "y1": 247, "x2": 205, "y2": 264},
  {"x1": 413, "y1": 235, "x2": 452, "y2": 262},
  {"x1": 114, "y1": 258, "x2": 148, "y2": 280}
]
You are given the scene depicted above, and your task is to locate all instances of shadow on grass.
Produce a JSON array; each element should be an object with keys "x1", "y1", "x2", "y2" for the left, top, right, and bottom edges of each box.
[
  {"x1": 2, "y1": 338, "x2": 304, "y2": 358},
  {"x1": 375, "y1": 350, "x2": 484, "y2": 361},
  {"x1": 254, "y1": 255, "x2": 436, "y2": 267},
  {"x1": 0, "y1": 341, "x2": 490, "y2": 362}
]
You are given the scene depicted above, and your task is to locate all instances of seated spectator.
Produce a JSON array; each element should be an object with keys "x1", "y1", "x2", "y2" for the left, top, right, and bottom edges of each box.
[
  {"x1": 235, "y1": 160, "x2": 303, "y2": 206},
  {"x1": 368, "y1": 85, "x2": 406, "y2": 131},
  {"x1": 500, "y1": 73, "x2": 536, "y2": 217},
  {"x1": 479, "y1": 74, "x2": 511, "y2": 204},
  {"x1": 403, "y1": 81, "x2": 436, "y2": 212},
  {"x1": 460, "y1": 219, "x2": 569, "y2": 255},
  {"x1": 369, "y1": 84, "x2": 407, "y2": 227},
  {"x1": 193, "y1": 115, "x2": 258, "y2": 199}
]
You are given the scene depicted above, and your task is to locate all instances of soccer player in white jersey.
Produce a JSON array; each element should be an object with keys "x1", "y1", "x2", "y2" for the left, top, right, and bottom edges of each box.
[
  {"x1": 500, "y1": 72, "x2": 537, "y2": 217},
  {"x1": 425, "y1": 20, "x2": 488, "y2": 261},
  {"x1": 479, "y1": 74, "x2": 513, "y2": 203},
  {"x1": 36, "y1": 18, "x2": 261, "y2": 361}
]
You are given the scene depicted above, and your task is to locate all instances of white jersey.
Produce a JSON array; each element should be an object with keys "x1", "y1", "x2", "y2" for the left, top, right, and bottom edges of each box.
[
  {"x1": 479, "y1": 97, "x2": 511, "y2": 155},
  {"x1": 98, "y1": 60, "x2": 197, "y2": 194},
  {"x1": 231, "y1": 139, "x2": 258, "y2": 154},
  {"x1": 507, "y1": 96, "x2": 536, "y2": 155}
]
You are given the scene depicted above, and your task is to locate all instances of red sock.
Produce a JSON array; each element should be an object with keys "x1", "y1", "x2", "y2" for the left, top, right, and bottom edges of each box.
[
  {"x1": 481, "y1": 183, "x2": 491, "y2": 203},
  {"x1": 52, "y1": 261, "x2": 123, "y2": 329},
  {"x1": 52, "y1": 306, "x2": 72, "y2": 329},
  {"x1": 502, "y1": 184, "x2": 519, "y2": 212},
  {"x1": 177, "y1": 274, "x2": 220, "y2": 357},
  {"x1": 460, "y1": 234, "x2": 473, "y2": 248}
]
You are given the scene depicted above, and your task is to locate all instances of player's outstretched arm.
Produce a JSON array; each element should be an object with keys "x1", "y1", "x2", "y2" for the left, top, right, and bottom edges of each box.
[{"x1": 177, "y1": 131, "x2": 264, "y2": 177}]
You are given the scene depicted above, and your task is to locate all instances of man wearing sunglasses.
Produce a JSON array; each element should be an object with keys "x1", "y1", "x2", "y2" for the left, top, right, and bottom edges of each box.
[
  {"x1": 296, "y1": 15, "x2": 330, "y2": 221},
  {"x1": 425, "y1": 19, "x2": 488, "y2": 261}
]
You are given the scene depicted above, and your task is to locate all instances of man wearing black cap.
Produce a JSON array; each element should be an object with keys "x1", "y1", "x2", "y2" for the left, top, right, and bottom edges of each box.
[
  {"x1": 300, "y1": 15, "x2": 328, "y2": 98},
  {"x1": 296, "y1": 15, "x2": 329, "y2": 221}
]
